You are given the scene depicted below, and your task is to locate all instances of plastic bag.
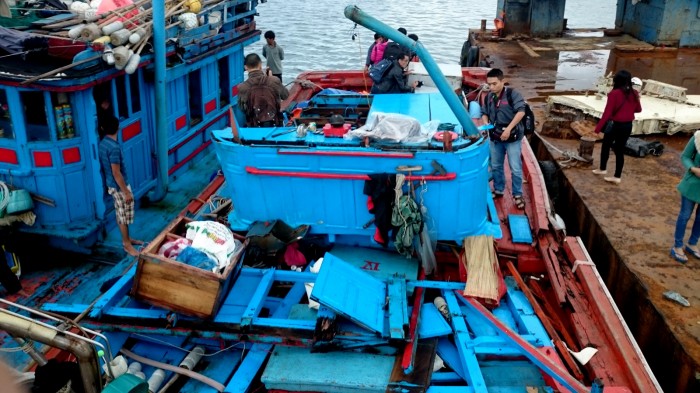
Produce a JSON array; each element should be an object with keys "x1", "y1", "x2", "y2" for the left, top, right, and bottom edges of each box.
[
  {"x1": 344, "y1": 112, "x2": 439, "y2": 143},
  {"x1": 185, "y1": 221, "x2": 237, "y2": 271}
]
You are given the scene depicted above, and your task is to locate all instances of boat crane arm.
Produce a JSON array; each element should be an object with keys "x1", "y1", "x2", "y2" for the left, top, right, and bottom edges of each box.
[{"x1": 344, "y1": 5, "x2": 480, "y2": 136}]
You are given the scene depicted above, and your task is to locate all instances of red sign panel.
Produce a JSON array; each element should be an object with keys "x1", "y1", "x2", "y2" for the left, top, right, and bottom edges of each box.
[
  {"x1": 62, "y1": 147, "x2": 81, "y2": 165},
  {"x1": 175, "y1": 115, "x2": 187, "y2": 130},
  {"x1": 122, "y1": 120, "x2": 141, "y2": 142},
  {"x1": 232, "y1": 85, "x2": 238, "y2": 97},
  {"x1": 0, "y1": 147, "x2": 18, "y2": 165},
  {"x1": 33, "y1": 151, "x2": 53, "y2": 167}
]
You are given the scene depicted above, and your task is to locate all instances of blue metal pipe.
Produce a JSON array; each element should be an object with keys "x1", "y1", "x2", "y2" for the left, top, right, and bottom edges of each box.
[
  {"x1": 344, "y1": 5, "x2": 479, "y2": 136},
  {"x1": 150, "y1": 0, "x2": 168, "y2": 200}
]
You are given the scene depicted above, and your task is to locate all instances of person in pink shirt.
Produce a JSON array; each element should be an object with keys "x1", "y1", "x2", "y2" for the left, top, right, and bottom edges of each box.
[{"x1": 592, "y1": 70, "x2": 642, "y2": 183}]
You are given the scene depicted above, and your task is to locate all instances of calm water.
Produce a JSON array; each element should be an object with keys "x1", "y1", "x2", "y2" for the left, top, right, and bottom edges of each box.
[{"x1": 247, "y1": 0, "x2": 617, "y2": 84}]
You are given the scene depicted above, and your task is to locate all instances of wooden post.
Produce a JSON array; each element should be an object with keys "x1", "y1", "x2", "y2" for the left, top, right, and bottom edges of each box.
[{"x1": 229, "y1": 107, "x2": 240, "y2": 143}]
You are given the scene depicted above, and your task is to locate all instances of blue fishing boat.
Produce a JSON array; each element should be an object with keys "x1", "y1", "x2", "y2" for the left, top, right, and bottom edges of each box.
[
  {"x1": 0, "y1": 0, "x2": 258, "y2": 252},
  {"x1": 0, "y1": 3, "x2": 662, "y2": 393}
]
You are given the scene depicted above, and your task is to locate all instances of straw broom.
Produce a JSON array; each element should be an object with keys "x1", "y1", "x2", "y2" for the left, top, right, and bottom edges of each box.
[{"x1": 462, "y1": 235, "x2": 499, "y2": 301}]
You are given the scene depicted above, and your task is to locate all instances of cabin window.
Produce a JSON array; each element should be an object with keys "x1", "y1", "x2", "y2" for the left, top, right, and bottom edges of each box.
[
  {"x1": 51, "y1": 92, "x2": 77, "y2": 139},
  {"x1": 218, "y1": 57, "x2": 230, "y2": 106},
  {"x1": 188, "y1": 69, "x2": 203, "y2": 126},
  {"x1": 129, "y1": 74, "x2": 141, "y2": 113},
  {"x1": 0, "y1": 90, "x2": 13, "y2": 139},
  {"x1": 21, "y1": 91, "x2": 50, "y2": 142},
  {"x1": 114, "y1": 74, "x2": 141, "y2": 119},
  {"x1": 115, "y1": 75, "x2": 129, "y2": 119}
]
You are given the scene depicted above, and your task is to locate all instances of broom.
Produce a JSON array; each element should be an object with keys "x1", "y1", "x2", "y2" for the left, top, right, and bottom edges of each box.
[{"x1": 462, "y1": 235, "x2": 499, "y2": 301}]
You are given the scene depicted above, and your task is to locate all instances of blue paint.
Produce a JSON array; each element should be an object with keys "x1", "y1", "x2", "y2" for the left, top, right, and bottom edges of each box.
[
  {"x1": 310, "y1": 253, "x2": 387, "y2": 335},
  {"x1": 261, "y1": 346, "x2": 395, "y2": 393},
  {"x1": 618, "y1": 0, "x2": 700, "y2": 47},
  {"x1": 508, "y1": 214, "x2": 533, "y2": 244},
  {"x1": 418, "y1": 303, "x2": 452, "y2": 338},
  {"x1": 212, "y1": 129, "x2": 500, "y2": 242}
]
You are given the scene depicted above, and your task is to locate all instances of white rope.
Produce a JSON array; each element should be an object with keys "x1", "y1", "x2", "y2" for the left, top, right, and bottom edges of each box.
[
  {"x1": 537, "y1": 134, "x2": 590, "y2": 168},
  {"x1": 0, "y1": 181, "x2": 10, "y2": 213},
  {"x1": 0, "y1": 339, "x2": 34, "y2": 353}
]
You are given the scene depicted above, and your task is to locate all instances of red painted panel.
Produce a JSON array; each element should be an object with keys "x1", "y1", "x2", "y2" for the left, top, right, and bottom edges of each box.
[
  {"x1": 232, "y1": 85, "x2": 238, "y2": 97},
  {"x1": 204, "y1": 99, "x2": 217, "y2": 114},
  {"x1": 0, "y1": 147, "x2": 18, "y2": 165},
  {"x1": 175, "y1": 115, "x2": 187, "y2": 130},
  {"x1": 122, "y1": 120, "x2": 141, "y2": 142},
  {"x1": 62, "y1": 147, "x2": 81, "y2": 165},
  {"x1": 33, "y1": 151, "x2": 53, "y2": 167}
]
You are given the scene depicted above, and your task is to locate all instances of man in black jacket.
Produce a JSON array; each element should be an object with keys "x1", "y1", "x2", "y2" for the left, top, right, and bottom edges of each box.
[{"x1": 370, "y1": 54, "x2": 418, "y2": 94}]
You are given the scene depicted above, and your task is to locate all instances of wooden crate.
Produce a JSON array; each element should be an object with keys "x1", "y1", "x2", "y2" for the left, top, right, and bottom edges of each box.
[{"x1": 131, "y1": 216, "x2": 244, "y2": 319}]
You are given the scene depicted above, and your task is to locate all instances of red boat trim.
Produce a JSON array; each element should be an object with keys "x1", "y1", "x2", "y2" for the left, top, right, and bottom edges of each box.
[
  {"x1": 168, "y1": 112, "x2": 226, "y2": 155},
  {"x1": 402, "y1": 270, "x2": 426, "y2": 372},
  {"x1": 62, "y1": 147, "x2": 81, "y2": 165},
  {"x1": 562, "y1": 236, "x2": 661, "y2": 392},
  {"x1": 179, "y1": 172, "x2": 225, "y2": 217},
  {"x1": 122, "y1": 121, "x2": 141, "y2": 142},
  {"x1": 169, "y1": 140, "x2": 212, "y2": 175},
  {"x1": 277, "y1": 149, "x2": 415, "y2": 158},
  {"x1": 245, "y1": 167, "x2": 456, "y2": 181}
]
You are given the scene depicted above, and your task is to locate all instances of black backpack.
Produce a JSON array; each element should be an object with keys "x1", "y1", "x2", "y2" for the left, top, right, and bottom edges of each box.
[
  {"x1": 369, "y1": 59, "x2": 393, "y2": 83},
  {"x1": 505, "y1": 88, "x2": 536, "y2": 135},
  {"x1": 383, "y1": 42, "x2": 407, "y2": 61},
  {"x1": 245, "y1": 76, "x2": 280, "y2": 126}
]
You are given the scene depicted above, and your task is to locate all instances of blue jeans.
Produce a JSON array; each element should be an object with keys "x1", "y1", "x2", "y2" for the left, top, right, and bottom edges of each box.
[
  {"x1": 674, "y1": 195, "x2": 700, "y2": 248},
  {"x1": 489, "y1": 139, "x2": 523, "y2": 197}
]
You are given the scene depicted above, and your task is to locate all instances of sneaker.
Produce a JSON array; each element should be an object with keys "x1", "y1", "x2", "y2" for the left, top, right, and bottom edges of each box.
[
  {"x1": 592, "y1": 169, "x2": 607, "y2": 175},
  {"x1": 604, "y1": 176, "x2": 621, "y2": 184}
]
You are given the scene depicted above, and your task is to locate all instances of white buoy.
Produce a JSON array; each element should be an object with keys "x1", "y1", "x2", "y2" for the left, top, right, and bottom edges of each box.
[
  {"x1": 113, "y1": 46, "x2": 131, "y2": 70},
  {"x1": 109, "y1": 28, "x2": 131, "y2": 46},
  {"x1": 124, "y1": 53, "x2": 141, "y2": 74},
  {"x1": 179, "y1": 13, "x2": 198, "y2": 30},
  {"x1": 129, "y1": 27, "x2": 147, "y2": 45},
  {"x1": 126, "y1": 361, "x2": 142, "y2": 374},
  {"x1": 101, "y1": 355, "x2": 128, "y2": 379},
  {"x1": 83, "y1": 9, "x2": 99, "y2": 22},
  {"x1": 80, "y1": 23, "x2": 101, "y2": 41},
  {"x1": 102, "y1": 45, "x2": 115, "y2": 65},
  {"x1": 68, "y1": 25, "x2": 85, "y2": 40},
  {"x1": 101, "y1": 21, "x2": 124, "y2": 36},
  {"x1": 147, "y1": 369, "x2": 166, "y2": 393}
]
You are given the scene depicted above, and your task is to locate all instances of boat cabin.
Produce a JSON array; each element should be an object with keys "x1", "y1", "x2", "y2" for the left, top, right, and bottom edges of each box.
[{"x1": 0, "y1": 0, "x2": 260, "y2": 251}]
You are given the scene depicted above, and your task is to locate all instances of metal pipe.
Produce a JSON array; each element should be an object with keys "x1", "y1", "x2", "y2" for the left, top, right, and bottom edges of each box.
[
  {"x1": 11, "y1": 337, "x2": 48, "y2": 366},
  {"x1": 150, "y1": 0, "x2": 168, "y2": 200},
  {"x1": 344, "y1": 5, "x2": 479, "y2": 136},
  {"x1": 0, "y1": 311, "x2": 102, "y2": 393}
]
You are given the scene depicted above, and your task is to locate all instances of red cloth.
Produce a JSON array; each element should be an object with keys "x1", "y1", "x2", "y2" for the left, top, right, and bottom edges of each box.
[{"x1": 594, "y1": 89, "x2": 642, "y2": 133}]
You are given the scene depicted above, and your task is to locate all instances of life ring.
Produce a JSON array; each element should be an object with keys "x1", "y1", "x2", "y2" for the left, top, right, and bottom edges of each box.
[{"x1": 433, "y1": 131, "x2": 458, "y2": 142}]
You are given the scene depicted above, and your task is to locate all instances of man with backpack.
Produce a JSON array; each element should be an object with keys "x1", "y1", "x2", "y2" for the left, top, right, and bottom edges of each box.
[
  {"x1": 238, "y1": 53, "x2": 289, "y2": 127},
  {"x1": 481, "y1": 68, "x2": 527, "y2": 210},
  {"x1": 370, "y1": 53, "x2": 419, "y2": 94}
]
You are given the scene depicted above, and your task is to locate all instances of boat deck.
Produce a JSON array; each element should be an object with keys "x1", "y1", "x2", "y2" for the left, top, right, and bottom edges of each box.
[{"x1": 473, "y1": 28, "x2": 700, "y2": 392}]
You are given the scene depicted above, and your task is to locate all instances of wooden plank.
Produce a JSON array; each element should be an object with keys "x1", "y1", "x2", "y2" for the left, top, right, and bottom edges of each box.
[
  {"x1": 506, "y1": 261, "x2": 584, "y2": 380},
  {"x1": 388, "y1": 338, "x2": 437, "y2": 393}
]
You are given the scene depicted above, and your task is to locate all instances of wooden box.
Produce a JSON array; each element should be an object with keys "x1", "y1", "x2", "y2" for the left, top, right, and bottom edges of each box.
[{"x1": 132, "y1": 216, "x2": 244, "y2": 319}]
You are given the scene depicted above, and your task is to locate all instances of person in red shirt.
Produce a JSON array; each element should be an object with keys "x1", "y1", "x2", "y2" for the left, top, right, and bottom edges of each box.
[{"x1": 592, "y1": 70, "x2": 642, "y2": 183}]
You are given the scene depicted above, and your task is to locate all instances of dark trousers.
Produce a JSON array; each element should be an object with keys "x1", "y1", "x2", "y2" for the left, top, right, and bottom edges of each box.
[
  {"x1": 273, "y1": 74, "x2": 282, "y2": 83},
  {"x1": 599, "y1": 121, "x2": 633, "y2": 178}
]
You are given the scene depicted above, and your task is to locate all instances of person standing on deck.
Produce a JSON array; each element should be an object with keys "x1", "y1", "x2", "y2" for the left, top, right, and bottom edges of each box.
[
  {"x1": 99, "y1": 116, "x2": 142, "y2": 257},
  {"x1": 670, "y1": 131, "x2": 700, "y2": 264},
  {"x1": 481, "y1": 68, "x2": 526, "y2": 210},
  {"x1": 365, "y1": 34, "x2": 387, "y2": 72},
  {"x1": 370, "y1": 53, "x2": 418, "y2": 94},
  {"x1": 592, "y1": 70, "x2": 642, "y2": 184},
  {"x1": 262, "y1": 30, "x2": 284, "y2": 83},
  {"x1": 238, "y1": 53, "x2": 289, "y2": 127}
]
